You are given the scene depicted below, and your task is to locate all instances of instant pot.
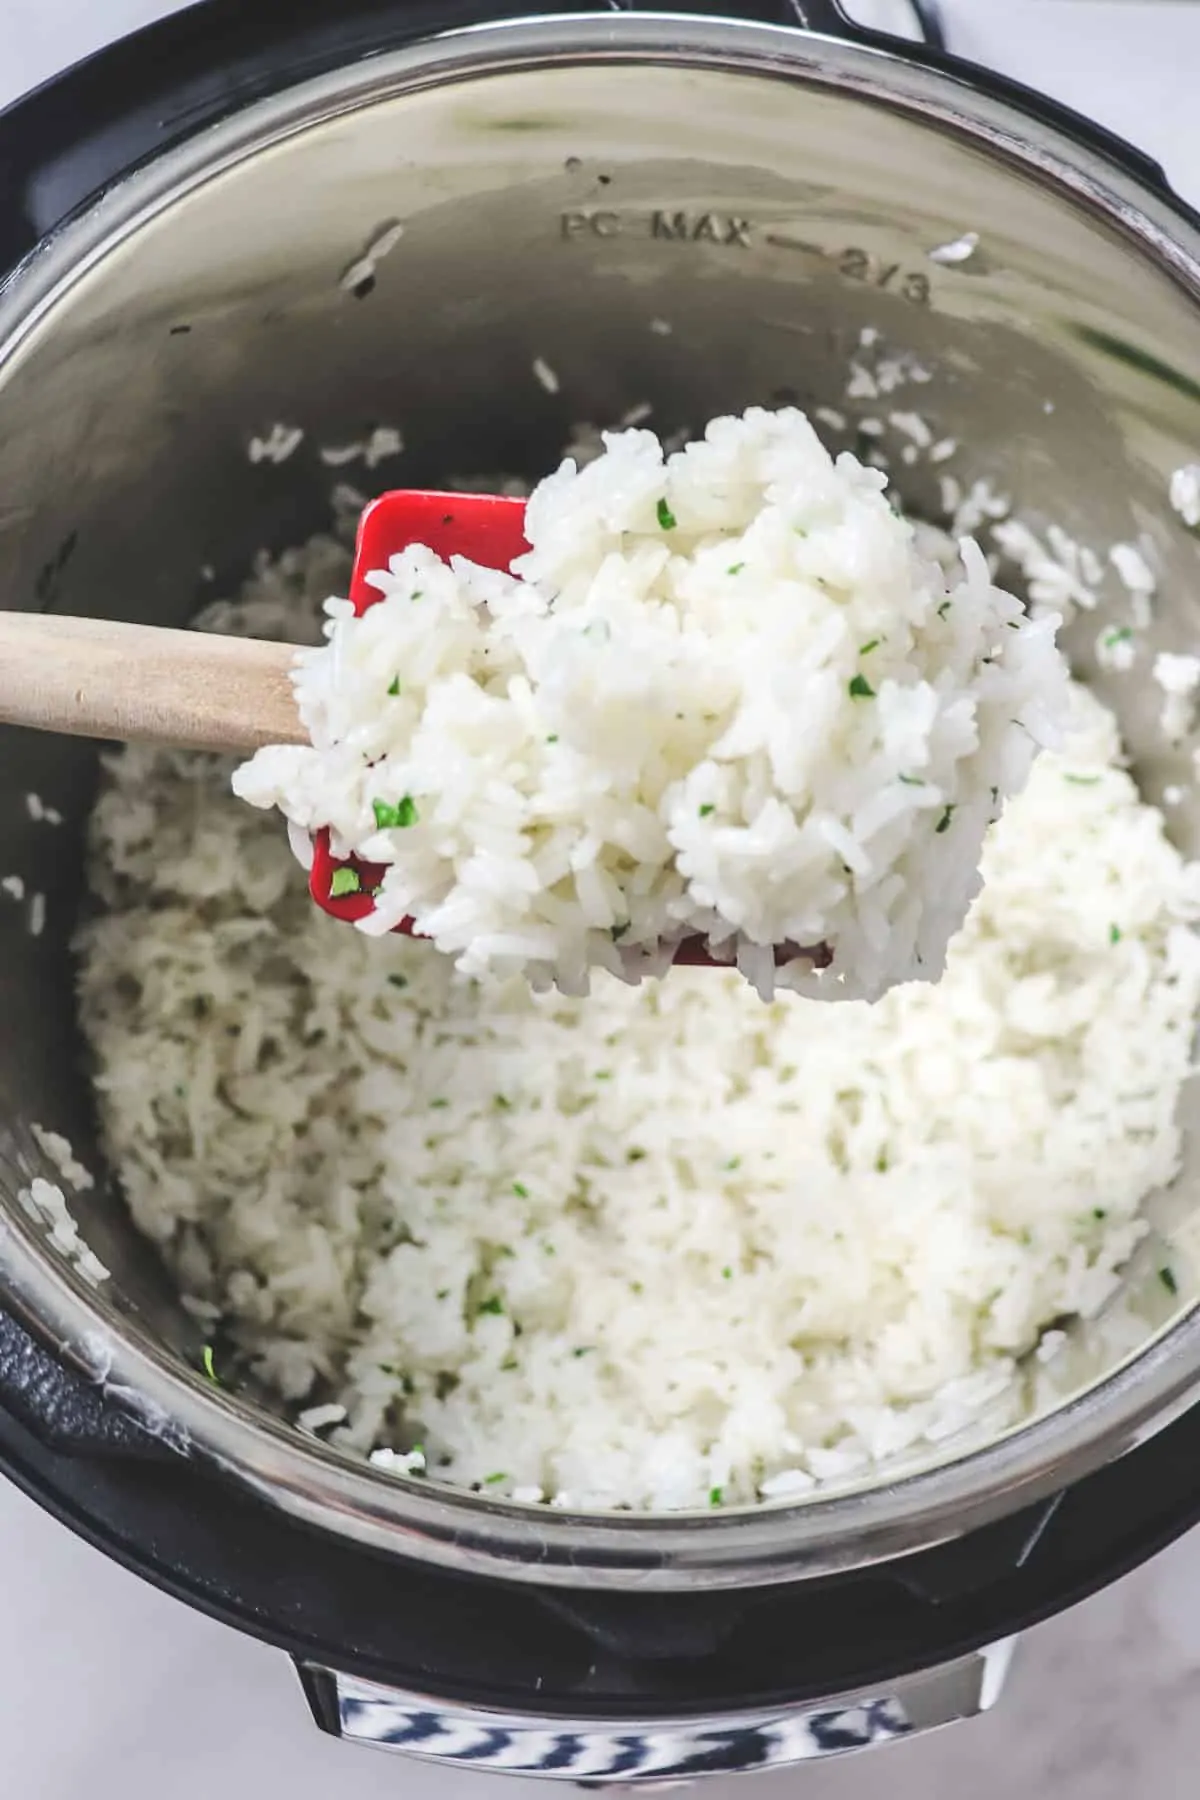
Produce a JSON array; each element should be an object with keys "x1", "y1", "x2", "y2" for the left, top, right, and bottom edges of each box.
[{"x1": 4, "y1": 0, "x2": 1200, "y2": 1780}]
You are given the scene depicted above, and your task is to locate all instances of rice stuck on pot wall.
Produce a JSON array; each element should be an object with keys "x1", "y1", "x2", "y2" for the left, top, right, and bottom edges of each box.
[{"x1": 72, "y1": 412, "x2": 1200, "y2": 1513}]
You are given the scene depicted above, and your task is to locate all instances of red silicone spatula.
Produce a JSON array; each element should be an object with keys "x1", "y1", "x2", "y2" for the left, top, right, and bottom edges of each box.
[
  {"x1": 308, "y1": 491, "x2": 529, "y2": 933},
  {"x1": 308, "y1": 490, "x2": 826, "y2": 974}
]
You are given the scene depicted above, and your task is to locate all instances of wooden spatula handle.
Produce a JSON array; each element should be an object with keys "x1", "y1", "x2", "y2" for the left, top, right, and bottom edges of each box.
[{"x1": 0, "y1": 613, "x2": 306, "y2": 754}]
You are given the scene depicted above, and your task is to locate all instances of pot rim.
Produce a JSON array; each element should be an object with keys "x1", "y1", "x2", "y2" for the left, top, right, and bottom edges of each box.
[{"x1": 3, "y1": 8, "x2": 1200, "y2": 1590}]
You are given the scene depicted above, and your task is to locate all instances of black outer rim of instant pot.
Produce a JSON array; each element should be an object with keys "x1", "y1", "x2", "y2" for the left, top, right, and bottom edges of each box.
[
  {"x1": 4, "y1": 1312, "x2": 1200, "y2": 1710},
  {"x1": 3, "y1": 0, "x2": 1200, "y2": 1711}
]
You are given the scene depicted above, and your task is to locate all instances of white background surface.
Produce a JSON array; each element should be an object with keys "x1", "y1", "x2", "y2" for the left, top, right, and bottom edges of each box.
[{"x1": 5, "y1": 2, "x2": 1200, "y2": 1795}]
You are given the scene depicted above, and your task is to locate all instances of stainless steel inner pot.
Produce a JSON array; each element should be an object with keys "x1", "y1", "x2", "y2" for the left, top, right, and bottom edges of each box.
[{"x1": 2, "y1": 10, "x2": 1200, "y2": 1592}]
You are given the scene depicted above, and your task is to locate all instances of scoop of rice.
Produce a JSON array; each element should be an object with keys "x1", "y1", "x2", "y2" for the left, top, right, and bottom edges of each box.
[{"x1": 234, "y1": 407, "x2": 1069, "y2": 998}]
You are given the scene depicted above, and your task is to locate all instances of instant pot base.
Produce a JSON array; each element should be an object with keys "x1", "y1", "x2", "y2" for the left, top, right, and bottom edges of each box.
[
  {"x1": 4, "y1": 0, "x2": 1200, "y2": 1776},
  {"x1": 3, "y1": 1297, "x2": 1200, "y2": 1773}
]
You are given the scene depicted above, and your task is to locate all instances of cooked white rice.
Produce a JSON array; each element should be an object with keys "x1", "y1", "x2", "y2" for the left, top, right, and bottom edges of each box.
[
  {"x1": 234, "y1": 409, "x2": 1069, "y2": 1001},
  {"x1": 76, "y1": 520, "x2": 1200, "y2": 1506}
]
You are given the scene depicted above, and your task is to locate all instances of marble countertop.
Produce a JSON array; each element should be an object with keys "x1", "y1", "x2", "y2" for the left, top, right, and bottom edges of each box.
[{"x1": 4, "y1": 2, "x2": 1200, "y2": 1795}]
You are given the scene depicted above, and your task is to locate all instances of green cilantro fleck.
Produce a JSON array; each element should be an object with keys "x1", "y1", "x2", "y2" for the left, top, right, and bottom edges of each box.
[
  {"x1": 493, "y1": 1093, "x2": 513, "y2": 1111},
  {"x1": 848, "y1": 673, "x2": 875, "y2": 699},
  {"x1": 478, "y1": 1295, "x2": 504, "y2": 1316},
  {"x1": 329, "y1": 867, "x2": 362, "y2": 898},
  {"x1": 727, "y1": 562, "x2": 745, "y2": 576},
  {"x1": 484, "y1": 1471, "x2": 508, "y2": 1485},
  {"x1": 1161, "y1": 1266, "x2": 1179, "y2": 1295},
  {"x1": 709, "y1": 1486, "x2": 724, "y2": 1507},
  {"x1": 546, "y1": 733, "x2": 559, "y2": 744},
  {"x1": 201, "y1": 1345, "x2": 219, "y2": 1384},
  {"x1": 898, "y1": 774, "x2": 924, "y2": 786},
  {"x1": 859, "y1": 639, "x2": 880, "y2": 656},
  {"x1": 722, "y1": 1266, "x2": 733, "y2": 1280},
  {"x1": 1109, "y1": 924, "x2": 1122, "y2": 944},
  {"x1": 573, "y1": 1346, "x2": 593, "y2": 1358},
  {"x1": 1093, "y1": 1208, "x2": 1107, "y2": 1221},
  {"x1": 876, "y1": 1150, "x2": 890, "y2": 1173},
  {"x1": 387, "y1": 676, "x2": 401, "y2": 696},
  {"x1": 430, "y1": 1097, "x2": 450, "y2": 1109},
  {"x1": 935, "y1": 805, "x2": 955, "y2": 835},
  {"x1": 1104, "y1": 627, "x2": 1134, "y2": 647},
  {"x1": 656, "y1": 497, "x2": 677, "y2": 530},
  {"x1": 611, "y1": 921, "x2": 630, "y2": 941},
  {"x1": 387, "y1": 973, "x2": 408, "y2": 989},
  {"x1": 699, "y1": 803, "x2": 716, "y2": 818},
  {"x1": 725, "y1": 1157, "x2": 741, "y2": 1171},
  {"x1": 501, "y1": 1356, "x2": 519, "y2": 1371},
  {"x1": 373, "y1": 795, "x2": 419, "y2": 829},
  {"x1": 627, "y1": 1147, "x2": 647, "y2": 1163},
  {"x1": 436, "y1": 1288, "x2": 450, "y2": 1300},
  {"x1": 512, "y1": 1181, "x2": 529, "y2": 1198},
  {"x1": 595, "y1": 1070, "x2": 612, "y2": 1081},
  {"x1": 1063, "y1": 774, "x2": 1100, "y2": 786},
  {"x1": 937, "y1": 599, "x2": 952, "y2": 619}
]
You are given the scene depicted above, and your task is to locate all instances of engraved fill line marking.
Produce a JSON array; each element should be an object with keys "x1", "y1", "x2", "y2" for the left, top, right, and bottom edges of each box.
[{"x1": 765, "y1": 234, "x2": 827, "y2": 256}]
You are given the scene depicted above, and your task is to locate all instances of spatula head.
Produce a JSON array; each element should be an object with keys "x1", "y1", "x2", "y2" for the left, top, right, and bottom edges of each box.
[
  {"x1": 309, "y1": 491, "x2": 529, "y2": 926},
  {"x1": 307, "y1": 492, "x2": 823, "y2": 977}
]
